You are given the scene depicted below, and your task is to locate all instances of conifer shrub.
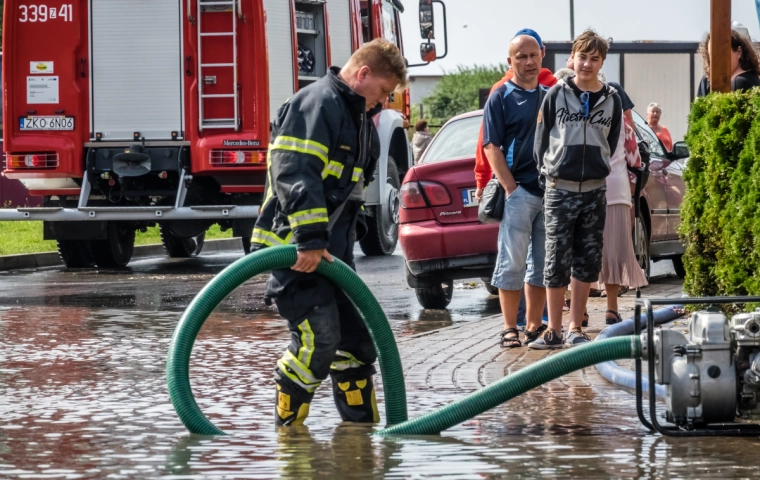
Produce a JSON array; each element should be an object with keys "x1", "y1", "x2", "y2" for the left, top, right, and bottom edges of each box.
[{"x1": 681, "y1": 89, "x2": 760, "y2": 299}]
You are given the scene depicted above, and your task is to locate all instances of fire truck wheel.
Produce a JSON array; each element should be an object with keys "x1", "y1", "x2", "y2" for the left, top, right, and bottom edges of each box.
[
  {"x1": 160, "y1": 224, "x2": 206, "y2": 258},
  {"x1": 360, "y1": 159, "x2": 400, "y2": 256},
  {"x1": 57, "y1": 240, "x2": 97, "y2": 269},
  {"x1": 92, "y1": 222, "x2": 136, "y2": 268}
]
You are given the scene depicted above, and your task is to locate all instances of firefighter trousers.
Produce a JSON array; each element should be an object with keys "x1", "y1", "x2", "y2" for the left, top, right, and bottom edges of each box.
[{"x1": 273, "y1": 273, "x2": 379, "y2": 425}]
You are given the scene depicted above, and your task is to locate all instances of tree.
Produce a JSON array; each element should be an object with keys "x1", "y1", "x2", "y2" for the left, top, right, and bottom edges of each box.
[{"x1": 416, "y1": 64, "x2": 507, "y2": 127}]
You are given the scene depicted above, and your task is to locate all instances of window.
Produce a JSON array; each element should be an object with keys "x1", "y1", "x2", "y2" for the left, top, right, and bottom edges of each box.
[
  {"x1": 381, "y1": 1, "x2": 400, "y2": 45},
  {"x1": 422, "y1": 115, "x2": 483, "y2": 164}
]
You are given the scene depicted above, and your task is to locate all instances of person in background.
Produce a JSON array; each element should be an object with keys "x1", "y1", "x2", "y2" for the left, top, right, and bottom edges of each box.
[
  {"x1": 474, "y1": 28, "x2": 556, "y2": 330},
  {"x1": 553, "y1": 66, "x2": 638, "y2": 324},
  {"x1": 599, "y1": 115, "x2": 648, "y2": 324},
  {"x1": 532, "y1": 30, "x2": 622, "y2": 349},
  {"x1": 412, "y1": 120, "x2": 433, "y2": 163},
  {"x1": 646, "y1": 103, "x2": 672, "y2": 151},
  {"x1": 481, "y1": 33, "x2": 549, "y2": 348},
  {"x1": 475, "y1": 29, "x2": 557, "y2": 199},
  {"x1": 697, "y1": 30, "x2": 760, "y2": 96}
]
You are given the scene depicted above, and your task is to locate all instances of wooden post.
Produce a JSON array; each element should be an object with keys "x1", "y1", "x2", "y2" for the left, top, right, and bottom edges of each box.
[{"x1": 710, "y1": 0, "x2": 732, "y2": 93}]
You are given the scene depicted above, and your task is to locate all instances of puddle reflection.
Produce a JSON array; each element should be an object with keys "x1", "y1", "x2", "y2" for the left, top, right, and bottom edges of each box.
[{"x1": 1, "y1": 305, "x2": 759, "y2": 478}]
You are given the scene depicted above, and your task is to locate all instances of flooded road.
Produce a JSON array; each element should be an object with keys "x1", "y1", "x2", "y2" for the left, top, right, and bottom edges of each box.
[
  {"x1": 1, "y1": 249, "x2": 758, "y2": 478},
  {"x1": 0, "y1": 248, "x2": 501, "y2": 337}
]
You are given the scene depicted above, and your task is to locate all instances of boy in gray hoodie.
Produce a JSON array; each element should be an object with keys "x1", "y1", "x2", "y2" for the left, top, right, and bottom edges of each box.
[{"x1": 531, "y1": 30, "x2": 622, "y2": 349}]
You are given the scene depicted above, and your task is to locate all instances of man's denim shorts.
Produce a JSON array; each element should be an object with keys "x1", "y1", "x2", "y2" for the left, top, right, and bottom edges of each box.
[{"x1": 491, "y1": 186, "x2": 546, "y2": 291}]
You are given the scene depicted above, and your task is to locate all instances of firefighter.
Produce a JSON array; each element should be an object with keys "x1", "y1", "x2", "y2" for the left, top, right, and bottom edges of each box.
[{"x1": 252, "y1": 39, "x2": 407, "y2": 426}]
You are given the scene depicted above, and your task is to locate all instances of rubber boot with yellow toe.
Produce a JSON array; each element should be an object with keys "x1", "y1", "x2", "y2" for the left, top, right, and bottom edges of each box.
[
  {"x1": 330, "y1": 369, "x2": 380, "y2": 423},
  {"x1": 275, "y1": 380, "x2": 312, "y2": 426}
]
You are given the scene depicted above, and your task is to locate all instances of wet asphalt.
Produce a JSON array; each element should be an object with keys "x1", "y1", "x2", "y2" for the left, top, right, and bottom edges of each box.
[
  {"x1": 3, "y1": 247, "x2": 759, "y2": 479},
  {"x1": 0, "y1": 246, "x2": 504, "y2": 336}
]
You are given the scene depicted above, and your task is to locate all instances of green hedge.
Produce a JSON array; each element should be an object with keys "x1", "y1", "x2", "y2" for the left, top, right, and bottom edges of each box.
[{"x1": 681, "y1": 89, "x2": 760, "y2": 298}]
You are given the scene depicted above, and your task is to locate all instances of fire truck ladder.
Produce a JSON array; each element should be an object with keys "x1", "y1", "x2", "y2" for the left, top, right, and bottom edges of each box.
[{"x1": 197, "y1": 0, "x2": 240, "y2": 131}]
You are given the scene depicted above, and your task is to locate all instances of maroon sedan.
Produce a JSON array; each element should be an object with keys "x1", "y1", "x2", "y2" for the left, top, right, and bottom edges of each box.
[
  {"x1": 399, "y1": 109, "x2": 687, "y2": 309},
  {"x1": 399, "y1": 111, "x2": 498, "y2": 309}
]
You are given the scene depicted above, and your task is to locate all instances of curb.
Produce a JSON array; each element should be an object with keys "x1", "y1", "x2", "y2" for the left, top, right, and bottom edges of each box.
[{"x1": 0, "y1": 237, "x2": 244, "y2": 271}]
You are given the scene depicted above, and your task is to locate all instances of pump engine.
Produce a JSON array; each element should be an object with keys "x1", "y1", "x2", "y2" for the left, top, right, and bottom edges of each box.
[{"x1": 649, "y1": 308, "x2": 760, "y2": 427}]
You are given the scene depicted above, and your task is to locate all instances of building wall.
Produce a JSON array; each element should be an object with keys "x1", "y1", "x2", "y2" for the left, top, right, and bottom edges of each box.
[
  {"x1": 409, "y1": 75, "x2": 442, "y2": 104},
  {"x1": 624, "y1": 53, "x2": 692, "y2": 143}
]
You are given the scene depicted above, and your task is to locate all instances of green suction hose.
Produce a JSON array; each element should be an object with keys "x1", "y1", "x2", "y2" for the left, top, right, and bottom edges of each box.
[
  {"x1": 166, "y1": 245, "x2": 407, "y2": 435},
  {"x1": 168, "y1": 245, "x2": 642, "y2": 437},
  {"x1": 376, "y1": 335, "x2": 641, "y2": 436}
]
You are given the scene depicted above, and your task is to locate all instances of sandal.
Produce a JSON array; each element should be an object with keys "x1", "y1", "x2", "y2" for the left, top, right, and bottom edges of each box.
[
  {"x1": 499, "y1": 328, "x2": 522, "y2": 348},
  {"x1": 524, "y1": 324, "x2": 547, "y2": 344},
  {"x1": 605, "y1": 310, "x2": 624, "y2": 325}
]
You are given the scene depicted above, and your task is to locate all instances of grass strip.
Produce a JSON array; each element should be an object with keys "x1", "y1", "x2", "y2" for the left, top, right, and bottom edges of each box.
[{"x1": 0, "y1": 221, "x2": 231, "y2": 256}]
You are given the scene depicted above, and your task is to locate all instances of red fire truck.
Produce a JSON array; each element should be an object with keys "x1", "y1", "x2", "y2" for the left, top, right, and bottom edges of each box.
[{"x1": 0, "y1": 0, "x2": 447, "y2": 268}]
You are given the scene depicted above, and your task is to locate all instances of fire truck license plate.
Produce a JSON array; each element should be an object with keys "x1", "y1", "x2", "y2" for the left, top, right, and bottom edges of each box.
[{"x1": 20, "y1": 116, "x2": 75, "y2": 131}]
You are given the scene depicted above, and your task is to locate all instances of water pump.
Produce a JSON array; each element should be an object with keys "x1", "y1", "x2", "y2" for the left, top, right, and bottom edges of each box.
[{"x1": 636, "y1": 296, "x2": 760, "y2": 436}]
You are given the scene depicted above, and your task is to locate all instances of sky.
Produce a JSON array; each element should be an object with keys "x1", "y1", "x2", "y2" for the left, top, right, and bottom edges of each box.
[{"x1": 398, "y1": 0, "x2": 760, "y2": 75}]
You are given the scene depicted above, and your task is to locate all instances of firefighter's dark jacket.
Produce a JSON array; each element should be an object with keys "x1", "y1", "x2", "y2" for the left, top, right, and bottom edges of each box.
[{"x1": 253, "y1": 66, "x2": 382, "y2": 252}]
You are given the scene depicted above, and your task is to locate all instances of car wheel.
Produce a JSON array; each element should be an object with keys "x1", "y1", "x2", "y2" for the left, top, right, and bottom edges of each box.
[
  {"x1": 672, "y1": 255, "x2": 686, "y2": 279},
  {"x1": 415, "y1": 279, "x2": 454, "y2": 309},
  {"x1": 484, "y1": 281, "x2": 499, "y2": 295},
  {"x1": 360, "y1": 159, "x2": 400, "y2": 256},
  {"x1": 92, "y1": 222, "x2": 135, "y2": 268},
  {"x1": 160, "y1": 224, "x2": 206, "y2": 258},
  {"x1": 633, "y1": 214, "x2": 651, "y2": 281}
]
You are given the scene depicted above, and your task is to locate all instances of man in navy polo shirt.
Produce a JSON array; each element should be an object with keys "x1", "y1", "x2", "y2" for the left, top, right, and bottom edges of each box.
[{"x1": 482, "y1": 31, "x2": 548, "y2": 348}]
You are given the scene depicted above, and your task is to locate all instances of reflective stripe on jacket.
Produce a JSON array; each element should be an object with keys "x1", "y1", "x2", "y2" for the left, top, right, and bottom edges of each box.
[{"x1": 253, "y1": 67, "x2": 381, "y2": 252}]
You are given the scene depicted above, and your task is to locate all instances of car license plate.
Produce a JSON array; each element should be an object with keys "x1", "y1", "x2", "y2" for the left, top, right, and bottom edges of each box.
[
  {"x1": 19, "y1": 116, "x2": 75, "y2": 131},
  {"x1": 462, "y1": 188, "x2": 479, "y2": 207}
]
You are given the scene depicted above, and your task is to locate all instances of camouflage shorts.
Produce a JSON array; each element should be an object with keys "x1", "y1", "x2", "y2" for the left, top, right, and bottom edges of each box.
[{"x1": 543, "y1": 187, "x2": 606, "y2": 288}]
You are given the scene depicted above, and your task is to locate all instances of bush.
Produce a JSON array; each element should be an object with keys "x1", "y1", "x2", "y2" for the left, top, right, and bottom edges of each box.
[{"x1": 680, "y1": 89, "x2": 760, "y2": 298}]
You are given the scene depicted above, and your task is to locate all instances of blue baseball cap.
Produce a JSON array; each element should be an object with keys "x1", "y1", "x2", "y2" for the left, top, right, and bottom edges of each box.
[{"x1": 513, "y1": 28, "x2": 544, "y2": 49}]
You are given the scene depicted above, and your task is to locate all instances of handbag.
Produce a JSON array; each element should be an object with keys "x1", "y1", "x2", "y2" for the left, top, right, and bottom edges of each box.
[
  {"x1": 477, "y1": 177, "x2": 504, "y2": 224},
  {"x1": 478, "y1": 87, "x2": 545, "y2": 224}
]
